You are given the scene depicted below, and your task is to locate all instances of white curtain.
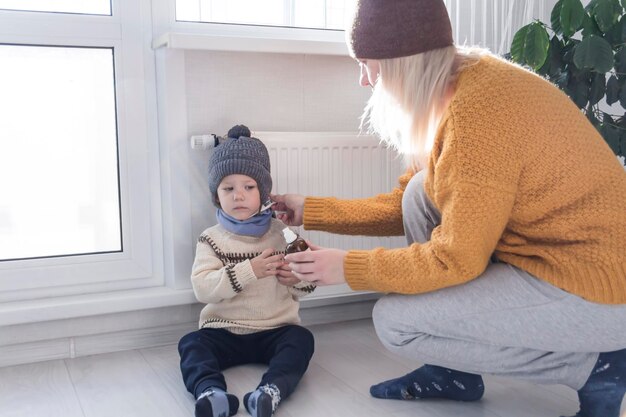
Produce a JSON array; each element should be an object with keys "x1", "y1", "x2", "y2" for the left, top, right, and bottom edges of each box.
[{"x1": 443, "y1": 0, "x2": 552, "y2": 55}]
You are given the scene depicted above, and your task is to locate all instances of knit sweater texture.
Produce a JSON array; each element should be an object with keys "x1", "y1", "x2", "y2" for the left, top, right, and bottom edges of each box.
[
  {"x1": 304, "y1": 55, "x2": 626, "y2": 304},
  {"x1": 191, "y1": 218, "x2": 316, "y2": 334}
]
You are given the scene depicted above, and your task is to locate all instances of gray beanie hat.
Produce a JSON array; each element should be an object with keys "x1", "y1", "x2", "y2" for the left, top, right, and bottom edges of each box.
[
  {"x1": 208, "y1": 125, "x2": 272, "y2": 207},
  {"x1": 347, "y1": 0, "x2": 454, "y2": 60}
]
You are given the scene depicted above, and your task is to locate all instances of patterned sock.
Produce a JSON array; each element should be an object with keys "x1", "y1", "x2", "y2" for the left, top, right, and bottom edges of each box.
[
  {"x1": 244, "y1": 384, "x2": 281, "y2": 417},
  {"x1": 561, "y1": 348, "x2": 626, "y2": 417},
  {"x1": 195, "y1": 387, "x2": 239, "y2": 417},
  {"x1": 370, "y1": 365, "x2": 485, "y2": 402}
]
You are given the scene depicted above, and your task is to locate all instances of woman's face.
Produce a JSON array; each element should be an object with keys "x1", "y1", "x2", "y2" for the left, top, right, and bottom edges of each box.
[{"x1": 358, "y1": 59, "x2": 380, "y2": 88}]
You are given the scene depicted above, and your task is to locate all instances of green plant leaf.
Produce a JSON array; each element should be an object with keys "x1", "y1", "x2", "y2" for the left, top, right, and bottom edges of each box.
[
  {"x1": 590, "y1": 72, "x2": 607, "y2": 104},
  {"x1": 607, "y1": 75, "x2": 621, "y2": 104},
  {"x1": 510, "y1": 24, "x2": 530, "y2": 64},
  {"x1": 526, "y1": 23, "x2": 551, "y2": 70},
  {"x1": 615, "y1": 46, "x2": 626, "y2": 73},
  {"x1": 602, "y1": 122, "x2": 622, "y2": 153},
  {"x1": 551, "y1": 0, "x2": 565, "y2": 34},
  {"x1": 542, "y1": 36, "x2": 566, "y2": 77},
  {"x1": 603, "y1": 112, "x2": 615, "y2": 124},
  {"x1": 620, "y1": 15, "x2": 626, "y2": 42},
  {"x1": 592, "y1": 0, "x2": 622, "y2": 32},
  {"x1": 567, "y1": 78, "x2": 591, "y2": 108},
  {"x1": 586, "y1": 0, "x2": 601, "y2": 12},
  {"x1": 619, "y1": 80, "x2": 626, "y2": 106},
  {"x1": 622, "y1": 0, "x2": 626, "y2": 9},
  {"x1": 511, "y1": 22, "x2": 550, "y2": 70},
  {"x1": 561, "y1": 0, "x2": 586, "y2": 37},
  {"x1": 582, "y1": 12, "x2": 602, "y2": 36},
  {"x1": 573, "y1": 35, "x2": 615, "y2": 72},
  {"x1": 553, "y1": 70, "x2": 570, "y2": 89},
  {"x1": 562, "y1": 40, "x2": 579, "y2": 64}
]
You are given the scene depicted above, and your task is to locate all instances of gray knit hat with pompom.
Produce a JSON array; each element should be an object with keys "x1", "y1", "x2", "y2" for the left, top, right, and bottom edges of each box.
[{"x1": 208, "y1": 125, "x2": 272, "y2": 207}]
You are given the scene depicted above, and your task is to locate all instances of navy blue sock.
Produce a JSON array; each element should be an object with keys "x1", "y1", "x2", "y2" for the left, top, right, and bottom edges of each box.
[
  {"x1": 370, "y1": 365, "x2": 484, "y2": 402},
  {"x1": 195, "y1": 387, "x2": 239, "y2": 417},
  {"x1": 562, "y1": 348, "x2": 626, "y2": 417}
]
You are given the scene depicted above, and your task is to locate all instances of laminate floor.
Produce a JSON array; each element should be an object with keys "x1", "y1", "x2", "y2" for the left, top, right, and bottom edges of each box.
[{"x1": 1, "y1": 319, "x2": 623, "y2": 417}]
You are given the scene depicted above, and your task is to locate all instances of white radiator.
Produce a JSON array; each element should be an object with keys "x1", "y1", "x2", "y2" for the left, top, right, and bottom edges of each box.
[
  {"x1": 257, "y1": 131, "x2": 406, "y2": 246},
  {"x1": 192, "y1": 131, "x2": 408, "y2": 299}
]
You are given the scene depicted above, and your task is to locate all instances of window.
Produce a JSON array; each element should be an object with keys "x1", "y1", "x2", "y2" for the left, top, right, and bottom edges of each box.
[
  {"x1": 0, "y1": 0, "x2": 111, "y2": 15},
  {"x1": 0, "y1": 2, "x2": 161, "y2": 300},
  {"x1": 175, "y1": 0, "x2": 355, "y2": 30},
  {"x1": 0, "y1": 45, "x2": 121, "y2": 262}
]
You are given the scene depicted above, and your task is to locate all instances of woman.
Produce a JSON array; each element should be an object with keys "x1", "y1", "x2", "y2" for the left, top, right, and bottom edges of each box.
[{"x1": 271, "y1": 1, "x2": 626, "y2": 416}]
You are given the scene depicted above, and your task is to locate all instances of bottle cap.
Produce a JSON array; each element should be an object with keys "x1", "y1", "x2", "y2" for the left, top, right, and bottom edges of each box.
[{"x1": 282, "y1": 227, "x2": 298, "y2": 244}]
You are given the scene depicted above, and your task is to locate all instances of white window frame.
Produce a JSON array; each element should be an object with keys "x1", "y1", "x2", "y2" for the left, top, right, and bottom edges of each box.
[
  {"x1": 0, "y1": 1, "x2": 165, "y2": 303},
  {"x1": 151, "y1": 0, "x2": 348, "y2": 55}
]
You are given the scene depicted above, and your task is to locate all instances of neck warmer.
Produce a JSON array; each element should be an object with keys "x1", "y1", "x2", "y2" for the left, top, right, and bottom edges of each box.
[{"x1": 216, "y1": 208, "x2": 272, "y2": 237}]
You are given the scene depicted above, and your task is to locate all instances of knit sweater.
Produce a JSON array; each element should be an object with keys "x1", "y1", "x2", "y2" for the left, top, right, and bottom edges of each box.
[
  {"x1": 191, "y1": 218, "x2": 316, "y2": 334},
  {"x1": 304, "y1": 55, "x2": 626, "y2": 304}
]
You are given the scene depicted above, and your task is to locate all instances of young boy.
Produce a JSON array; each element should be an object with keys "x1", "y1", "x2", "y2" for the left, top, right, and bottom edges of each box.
[{"x1": 178, "y1": 125, "x2": 316, "y2": 417}]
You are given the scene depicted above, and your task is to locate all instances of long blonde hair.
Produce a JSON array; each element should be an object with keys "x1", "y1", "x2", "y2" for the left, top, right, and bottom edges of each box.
[{"x1": 361, "y1": 45, "x2": 485, "y2": 171}]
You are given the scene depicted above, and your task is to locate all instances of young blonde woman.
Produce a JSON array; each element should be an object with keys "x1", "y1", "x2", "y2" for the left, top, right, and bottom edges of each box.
[{"x1": 272, "y1": 1, "x2": 626, "y2": 416}]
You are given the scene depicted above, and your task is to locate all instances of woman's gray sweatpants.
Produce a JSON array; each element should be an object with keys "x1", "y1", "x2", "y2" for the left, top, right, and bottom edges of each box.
[{"x1": 372, "y1": 171, "x2": 626, "y2": 390}]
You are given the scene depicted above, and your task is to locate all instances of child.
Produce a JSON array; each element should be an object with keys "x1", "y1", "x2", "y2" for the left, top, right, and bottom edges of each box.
[{"x1": 178, "y1": 125, "x2": 316, "y2": 417}]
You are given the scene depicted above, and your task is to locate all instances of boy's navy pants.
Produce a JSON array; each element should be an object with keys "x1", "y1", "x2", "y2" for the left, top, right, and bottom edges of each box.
[{"x1": 178, "y1": 325, "x2": 314, "y2": 399}]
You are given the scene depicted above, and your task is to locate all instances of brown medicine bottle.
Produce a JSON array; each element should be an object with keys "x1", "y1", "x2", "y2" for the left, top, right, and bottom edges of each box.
[{"x1": 283, "y1": 227, "x2": 309, "y2": 253}]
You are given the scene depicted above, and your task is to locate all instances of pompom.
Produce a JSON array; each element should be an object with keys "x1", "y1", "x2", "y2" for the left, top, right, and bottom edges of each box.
[{"x1": 227, "y1": 124, "x2": 251, "y2": 139}]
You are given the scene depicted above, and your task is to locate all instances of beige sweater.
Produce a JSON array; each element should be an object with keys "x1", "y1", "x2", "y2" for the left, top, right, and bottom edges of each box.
[{"x1": 191, "y1": 219, "x2": 316, "y2": 334}]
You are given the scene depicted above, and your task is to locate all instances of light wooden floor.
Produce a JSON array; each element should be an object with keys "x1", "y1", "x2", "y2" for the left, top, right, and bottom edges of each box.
[{"x1": 1, "y1": 318, "x2": 624, "y2": 417}]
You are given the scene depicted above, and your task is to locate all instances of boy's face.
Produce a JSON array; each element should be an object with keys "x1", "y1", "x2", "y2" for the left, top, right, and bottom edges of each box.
[{"x1": 216, "y1": 174, "x2": 261, "y2": 220}]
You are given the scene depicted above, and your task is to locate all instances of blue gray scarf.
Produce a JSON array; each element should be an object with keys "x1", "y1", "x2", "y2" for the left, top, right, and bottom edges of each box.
[{"x1": 216, "y1": 208, "x2": 272, "y2": 237}]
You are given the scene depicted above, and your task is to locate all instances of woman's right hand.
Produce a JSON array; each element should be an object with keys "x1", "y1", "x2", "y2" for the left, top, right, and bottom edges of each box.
[{"x1": 270, "y1": 193, "x2": 305, "y2": 226}]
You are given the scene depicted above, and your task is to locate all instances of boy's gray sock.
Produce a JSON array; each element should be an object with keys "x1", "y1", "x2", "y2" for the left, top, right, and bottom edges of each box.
[
  {"x1": 244, "y1": 384, "x2": 281, "y2": 417},
  {"x1": 195, "y1": 387, "x2": 239, "y2": 417}
]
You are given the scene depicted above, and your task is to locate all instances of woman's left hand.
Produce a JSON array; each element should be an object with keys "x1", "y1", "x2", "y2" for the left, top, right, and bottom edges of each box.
[{"x1": 284, "y1": 242, "x2": 348, "y2": 286}]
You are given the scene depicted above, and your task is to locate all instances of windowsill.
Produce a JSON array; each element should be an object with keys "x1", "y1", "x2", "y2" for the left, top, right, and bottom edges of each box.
[
  {"x1": 152, "y1": 31, "x2": 350, "y2": 56},
  {"x1": 0, "y1": 285, "x2": 379, "y2": 327},
  {"x1": 0, "y1": 287, "x2": 197, "y2": 327}
]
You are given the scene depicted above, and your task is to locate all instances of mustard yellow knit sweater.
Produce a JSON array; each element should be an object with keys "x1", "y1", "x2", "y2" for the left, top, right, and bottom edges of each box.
[{"x1": 304, "y1": 55, "x2": 626, "y2": 304}]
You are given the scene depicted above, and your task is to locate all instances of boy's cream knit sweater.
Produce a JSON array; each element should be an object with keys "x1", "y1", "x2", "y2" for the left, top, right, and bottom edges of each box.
[
  {"x1": 304, "y1": 55, "x2": 626, "y2": 304},
  {"x1": 191, "y1": 219, "x2": 315, "y2": 334}
]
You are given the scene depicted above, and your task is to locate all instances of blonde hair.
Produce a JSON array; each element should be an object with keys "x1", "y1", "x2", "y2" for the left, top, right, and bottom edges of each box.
[{"x1": 361, "y1": 45, "x2": 486, "y2": 171}]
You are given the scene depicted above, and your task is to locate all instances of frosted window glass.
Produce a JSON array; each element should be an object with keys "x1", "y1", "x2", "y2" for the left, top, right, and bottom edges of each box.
[
  {"x1": 0, "y1": 45, "x2": 121, "y2": 261},
  {"x1": 176, "y1": 0, "x2": 355, "y2": 29},
  {"x1": 0, "y1": 0, "x2": 110, "y2": 15},
  {"x1": 177, "y1": 0, "x2": 284, "y2": 26},
  {"x1": 294, "y1": 0, "x2": 354, "y2": 30}
]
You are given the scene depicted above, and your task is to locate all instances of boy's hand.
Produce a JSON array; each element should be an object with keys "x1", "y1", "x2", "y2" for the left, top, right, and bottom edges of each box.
[
  {"x1": 275, "y1": 263, "x2": 301, "y2": 286},
  {"x1": 250, "y1": 248, "x2": 284, "y2": 278}
]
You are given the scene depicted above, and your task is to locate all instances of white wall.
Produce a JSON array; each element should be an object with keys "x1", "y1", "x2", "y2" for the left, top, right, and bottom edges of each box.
[{"x1": 185, "y1": 51, "x2": 370, "y2": 239}]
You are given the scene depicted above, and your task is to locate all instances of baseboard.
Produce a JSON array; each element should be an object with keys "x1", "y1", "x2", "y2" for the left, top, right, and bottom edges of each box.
[{"x1": 0, "y1": 294, "x2": 379, "y2": 368}]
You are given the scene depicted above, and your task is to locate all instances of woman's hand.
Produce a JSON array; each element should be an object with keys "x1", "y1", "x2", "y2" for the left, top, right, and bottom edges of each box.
[
  {"x1": 270, "y1": 193, "x2": 305, "y2": 226},
  {"x1": 250, "y1": 248, "x2": 284, "y2": 279},
  {"x1": 284, "y1": 242, "x2": 348, "y2": 286}
]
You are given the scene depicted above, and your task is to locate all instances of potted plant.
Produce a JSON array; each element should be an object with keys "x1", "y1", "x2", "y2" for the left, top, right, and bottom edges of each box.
[{"x1": 509, "y1": 0, "x2": 626, "y2": 168}]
